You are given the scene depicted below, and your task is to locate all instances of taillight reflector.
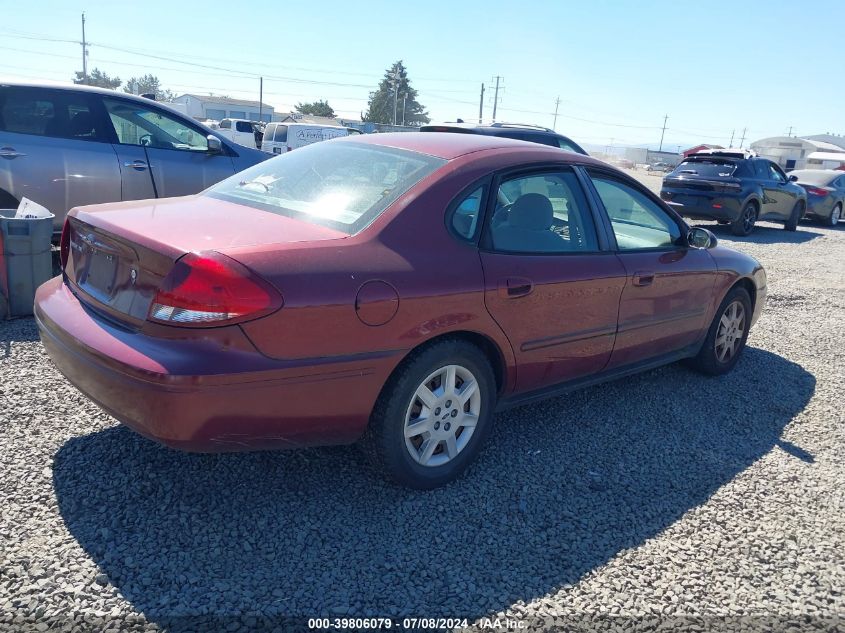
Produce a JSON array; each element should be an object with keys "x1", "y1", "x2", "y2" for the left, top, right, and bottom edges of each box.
[
  {"x1": 149, "y1": 252, "x2": 282, "y2": 327},
  {"x1": 806, "y1": 187, "x2": 828, "y2": 196}
]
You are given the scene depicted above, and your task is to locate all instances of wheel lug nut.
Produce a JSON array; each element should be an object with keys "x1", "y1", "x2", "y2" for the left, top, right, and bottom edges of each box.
[
  {"x1": 434, "y1": 407, "x2": 441, "y2": 415},
  {"x1": 451, "y1": 409, "x2": 458, "y2": 417},
  {"x1": 434, "y1": 422, "x2": 440, "y2": 430},
  {"x1": 445, "y1": 400, "x2": 452, "y2": 407},
  {"x1": 444, "y1": 422, "x2": 451, "y2": 431}
]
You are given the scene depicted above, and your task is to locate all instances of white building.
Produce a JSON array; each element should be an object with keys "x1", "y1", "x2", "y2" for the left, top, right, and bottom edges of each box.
[
  {"x1": 168, "y1": 94, "x2": 273, "y2": 123},
  {"x1": 749, "y1": 136, "x2": 845, "y2": 170}
]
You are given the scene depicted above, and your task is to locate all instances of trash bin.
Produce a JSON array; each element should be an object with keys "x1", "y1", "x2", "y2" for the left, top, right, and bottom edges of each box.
[{"x1": 0, "y1": 208, "x2": 55, "y2": 318}]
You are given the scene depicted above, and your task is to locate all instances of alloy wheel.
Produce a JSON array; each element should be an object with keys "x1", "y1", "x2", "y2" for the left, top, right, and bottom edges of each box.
[
  {"x1": 743, "y1": 206, "x2": 756, "y2": 233},
  {"x1": 714, "y1": 301, "x2": 746, "y2": 363},
  {"x1": 403, "y1": 364, "x2": 482, "y2": 467},
  {"x1": 832, "y1": 205, "x2": 841, "y2": 226}
]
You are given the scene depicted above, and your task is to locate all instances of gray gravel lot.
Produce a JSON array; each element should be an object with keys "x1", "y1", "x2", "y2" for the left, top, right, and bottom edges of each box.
[{"x1": 1, "y1": 177, "x2": 844, "y2": 631}]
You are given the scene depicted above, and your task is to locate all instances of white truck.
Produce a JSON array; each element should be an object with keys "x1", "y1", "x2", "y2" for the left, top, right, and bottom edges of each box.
[
  {"x1": 216, "y1": 118, "x2": 262, "y2": 149},
  {"x1": 261, "y1": 122, "x2": 354, "y2": 154}
]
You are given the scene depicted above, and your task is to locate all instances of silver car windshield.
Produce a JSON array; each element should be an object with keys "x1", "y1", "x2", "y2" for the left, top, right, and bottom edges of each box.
[{"x1": 206, "y1": 141, "x2": 445, "y2": 235}]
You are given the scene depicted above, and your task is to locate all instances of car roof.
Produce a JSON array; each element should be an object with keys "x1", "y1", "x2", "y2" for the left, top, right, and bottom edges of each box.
[{"x1": 341, "y1": 131, "x2": 592, "y2": 161}]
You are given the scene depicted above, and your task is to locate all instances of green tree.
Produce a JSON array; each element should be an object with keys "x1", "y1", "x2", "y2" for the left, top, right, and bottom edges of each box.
[
  {"x1": 295, "y1": 99, "x2": 336, "y2": 118},
  {"x1": 72, "y1": 68, "x2": 121, "y2": 89},
  {"x1": 362, "y1": 61, "x2": 429, "y2": 126},
  {"x1": 123, "y1": 74, "x2": 173, "y2": 101}
]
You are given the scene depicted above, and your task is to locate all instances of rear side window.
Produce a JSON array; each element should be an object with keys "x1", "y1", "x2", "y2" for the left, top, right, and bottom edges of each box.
[
  {"x1": 274, "y1": 125, "x2": 288, "y2": 142},
  {"x1": 219, "y1": 119, "x2": 232, "y2": 129},
  {"x1": 673, "y1": 159, "x2": 736, "y2": 178},
  {"x1": 451, "y1": 186, "x2": 485, "y2": 240},
  {"x1": 0, "y1": 88, "x2": 106, "y2": 141},
  {"x1": 753, "y1": 160, "x2": 769, "y2": 179},
  {"x1": 206, "y1": 141, "x2": 445, "y2": 235}
]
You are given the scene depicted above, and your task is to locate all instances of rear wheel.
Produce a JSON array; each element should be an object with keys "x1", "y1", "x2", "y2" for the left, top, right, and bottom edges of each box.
[
  {"x1": 731, "y1": 202, "x2": 757, "y2": 236},
  {"x1": 361, "y1": 339, "x2": 496, "y2": 489},
  {"x1": 826, "y1": 203, "x2": 841, "y2": 227},
  {"x1": 686, "y1": 287, "x2": 752, "y2": 376},
  {"x1": 785, "y1": 200, "x2": 804, "y2": 231}
]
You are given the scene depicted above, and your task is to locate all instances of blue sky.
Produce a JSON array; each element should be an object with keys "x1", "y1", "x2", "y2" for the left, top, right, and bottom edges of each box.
[{"x1": 0, "y1": 0, "x2": 841, "y2": 150}]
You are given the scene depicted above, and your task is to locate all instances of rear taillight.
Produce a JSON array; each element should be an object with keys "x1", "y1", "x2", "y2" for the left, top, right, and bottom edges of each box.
[
  {"x1": 59, "y1": 219, "x2": 71, "y2": 271},
  {"x1": 148, "y1": 251, "x2": 282, "y2": 327},
  {"x1": 286, "y1": 146, "x2": 292, "y2": 152},
  {"x1": 806, "y1": 187, "x2": 828, "y2": 196}
]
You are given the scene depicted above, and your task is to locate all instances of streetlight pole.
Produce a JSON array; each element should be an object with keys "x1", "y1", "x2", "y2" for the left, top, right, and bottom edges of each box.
[
  {"x1": 392, "y1": 69, "x2": 399, "y2": 127},
  {"x1": 402, "y1": 93, "x2": 407, "y2": 127}
]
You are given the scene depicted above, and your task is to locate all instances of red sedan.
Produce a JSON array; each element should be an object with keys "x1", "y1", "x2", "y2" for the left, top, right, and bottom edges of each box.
[{"x1": 35, "y1": 133, "x2": 767, "y2": 489}]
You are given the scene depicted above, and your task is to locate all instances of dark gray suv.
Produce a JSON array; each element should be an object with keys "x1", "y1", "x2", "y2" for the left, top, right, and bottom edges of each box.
[
  {"x1": 0, "y1": 82, "x2": 269, "y2": 234},
  {"x1": 420, "y1": 122, "x2": 587, "y2": 155}
]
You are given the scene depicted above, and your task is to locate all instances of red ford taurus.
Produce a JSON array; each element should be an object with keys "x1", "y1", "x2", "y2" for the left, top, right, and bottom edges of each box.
[{"x1": 35, "y1": 133, "x2": 767, "y2": 488}]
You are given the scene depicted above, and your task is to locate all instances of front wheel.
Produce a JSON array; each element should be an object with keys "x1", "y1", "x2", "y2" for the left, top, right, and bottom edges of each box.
[
  {"x1": 731, "y1": 202, "x2": 757, "y2": 236},
  {"x1": 686, "y1": 287, "x2": 752, "y2": 376},
  {"x1": 826, "y1": 203, "x2": 841, "y2": 227},
  {"x1": 362, "y1": 339, "x2": 496, "y2": 489},
  {"x1": 785, "y1": 200, "x2": 804, "y2": 231}
]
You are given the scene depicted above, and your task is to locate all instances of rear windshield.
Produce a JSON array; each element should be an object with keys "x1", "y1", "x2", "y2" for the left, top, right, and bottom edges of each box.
[
  {"x1": 206, "y1": 141, "x2": 445, "y2": 235},
  {"x1": 671, "y1": 159, "x2": 737, "y2": 178},
  {"x1": 274, "y1": 124, "x2": 288, "y2": 142},
  {"x1": 788, "y1": 170, "x2": 838, "y2": 186}
]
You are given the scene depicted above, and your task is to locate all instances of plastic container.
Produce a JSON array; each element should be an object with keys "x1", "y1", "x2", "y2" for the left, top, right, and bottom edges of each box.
[{"x1": 0, "y1": 208, "x2": 55, "y2": 318}]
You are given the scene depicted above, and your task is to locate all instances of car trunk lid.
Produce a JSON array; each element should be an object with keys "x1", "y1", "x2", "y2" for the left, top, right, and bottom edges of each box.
[{"x1": 64, "y1": 195, "x2": 345, "y2": 328}]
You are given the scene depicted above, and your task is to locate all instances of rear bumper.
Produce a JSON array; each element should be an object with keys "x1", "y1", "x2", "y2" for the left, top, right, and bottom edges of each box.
[
  {"x1": 665, "y1": 198, "x2": 743, "y2": 222},
  {"x1": 35, "y1": 277, "x2": 400, "y2": 452},
  {"x1": 805, "y1": 197, "x2": 835, "y2": 220}
]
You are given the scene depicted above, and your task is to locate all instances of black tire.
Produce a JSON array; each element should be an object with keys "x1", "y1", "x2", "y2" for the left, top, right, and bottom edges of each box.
[
  {"x1": 731, "y1": 201, "x2": 757, "y2": 236},
  {"x1": 785, "y1": 200, "x2": 804, "y2": 231},
  {"x1": 825, "y1": 203, "x2": 841, "y2": 227},
  {"x1": 686, "y1": 286, "x2": 752, "y2": 376},
  {"x1": 360, "y1": 339, "x2": 497, "y2": 489}
]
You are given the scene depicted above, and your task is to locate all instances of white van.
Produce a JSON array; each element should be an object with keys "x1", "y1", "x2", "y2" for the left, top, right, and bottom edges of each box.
[{"x1": 261, "y1": 122, "x2": 353, "y2": 154}]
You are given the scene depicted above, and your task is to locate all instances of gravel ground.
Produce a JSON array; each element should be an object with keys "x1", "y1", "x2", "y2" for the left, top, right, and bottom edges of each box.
[{"x1": 2, "y1": 196, "x2": 844, "y2": 631}]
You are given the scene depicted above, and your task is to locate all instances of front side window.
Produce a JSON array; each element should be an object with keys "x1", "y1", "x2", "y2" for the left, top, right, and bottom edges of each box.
[
  {"x1": 104, "y1": 99, "x2": 208, "y2": 151},
  {"x1": 768, "y1": 162, "x2": 786, "y2": 183},
  {"x1": 0, "y1": 88, "x2": 105, "y2": 141},
  {"x1": 206, "y1": 141, "x2": 445, "y2": 235},
  {"x1": 235, "y1": 121, "x2": 253, "y2": 133},
  {"x1": 490, "y1": 170, "x2": 598, "y2": 253},
  {"x1": 589, "y1": 172, "x2": 681, "y2": 250}
]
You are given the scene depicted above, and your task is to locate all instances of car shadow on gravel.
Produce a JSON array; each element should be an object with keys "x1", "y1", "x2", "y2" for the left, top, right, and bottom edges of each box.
[
  {"x1": 697, "y1": 222, "x2": 823, "y2": 244},
  {"x1": 52, "y1": 347, "x2": 815, "y2": 629}
]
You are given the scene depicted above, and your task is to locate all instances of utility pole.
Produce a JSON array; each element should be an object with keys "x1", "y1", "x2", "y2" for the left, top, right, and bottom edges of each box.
[
  {"x1": 739, "y1": 127, "x2": 747, "y2": 148},
  {"x1": 491, "y1": 75, "x2": 502, "y2": 122},
  {"x1": 729, "y1": 129, "x2": 735, "y2": 147},
  {"x1": 786, "y1": 125, "x2": 793, "y2": 137},
  {"x1": 81, "y1": 12, "x2": 88, "y2": 83},
  {"x1": 392, "y1": 69, "x2": 399, "y2": 127},
  {"x1": 401, "y1": 93, "x2": 407, "y2": 126},
  {"x1": 658, "y1": 114, "x2": 668, "y2": 152},
  {"x1": 552, "y1": 96, "x2": 560, "y2": 130},
  {"x1": 478, "y1": 83, "x2": 484, "y2": 124},
  {"x1": 258, "y1": 77, "x2": 263, "y2": 122}
]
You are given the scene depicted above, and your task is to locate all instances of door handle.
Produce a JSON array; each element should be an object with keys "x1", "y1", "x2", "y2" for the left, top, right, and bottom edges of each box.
[
  {"x1": 499, "y1": 277, "x2": 533, "y2": 298},
  {"x1": 0, "y1": 147, "x2": 25, "y2": 159},
  {"x1": 632, "y1": 271, "x2": 655, "y2": 287},
  {"x1": 124, "y1": 160, "x2": 148, "y2": 171}
]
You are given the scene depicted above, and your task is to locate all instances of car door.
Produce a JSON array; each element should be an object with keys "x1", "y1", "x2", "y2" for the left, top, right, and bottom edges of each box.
[
  {"x1": 478, "y1": 166, "x2": 627, "y2": 393},
  {"x1": 584, "y1": 168, "x2": 717, "y2": 369},
  {"x1": 101, "y1": 97, "x2": 236, "y2": 200},
  {"x1": 0, "y1": 86, "x2": 122, "y2": 233},
  {"x1": 765, "y1": 161, "x2": 797, "y2": 219}
]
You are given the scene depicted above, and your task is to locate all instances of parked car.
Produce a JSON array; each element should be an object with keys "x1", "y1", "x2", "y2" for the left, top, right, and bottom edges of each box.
[
  {"x1": 261, "y1": 122, "x2": 351, "y2": 154},
  {"x1": 661, "y1": 149, "x2": 807, "y2": 236},
  {"x1": 645, "y1": 161, "x2": 671, "y2": 172},
  {"x1": 787, "y1": 169, "x2": 844, "y2": 227},
  {"x1": 420, "y1": 121, "x2": 587, "y2": 155},
  {"x1": 0, "y1": 81, "x2": 270, "y2": 234},
  {"x1": 217, "y1": 118, "x2": 262, "y2": 149},
  {"x1": 36, "y1": 133, "x2": 766, "y2": 489}
]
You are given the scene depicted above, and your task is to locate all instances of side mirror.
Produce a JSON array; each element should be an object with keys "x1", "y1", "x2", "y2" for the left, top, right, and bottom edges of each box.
[
  {"x1": 688, "y1": 226, "x2": 716, "y2": 249},
  {"x1": 207, "y1": 135, "x2": 223, "y2": 154},
  {"x1": 788, "y1": 174, "x2": 798, "y2": 181}
]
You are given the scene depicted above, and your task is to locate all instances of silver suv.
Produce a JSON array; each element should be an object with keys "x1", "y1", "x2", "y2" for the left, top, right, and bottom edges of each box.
[{"x1": 0, "y1": 82, "x2": 269, "y2": 234}]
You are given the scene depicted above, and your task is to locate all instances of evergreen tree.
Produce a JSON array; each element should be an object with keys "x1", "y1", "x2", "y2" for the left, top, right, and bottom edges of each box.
[
  {"x1": 362, "y1": 61, "x2": 429, "y2": 126},
  {"x1": 72, "y1": 68, "x2": 121, "y2": 89},
  {"x1": 123, "y1": 74, "x2": 173, "y2": 101},
  {"x1": 295, "y1": 100, "x2": 336, "y2": 118}
]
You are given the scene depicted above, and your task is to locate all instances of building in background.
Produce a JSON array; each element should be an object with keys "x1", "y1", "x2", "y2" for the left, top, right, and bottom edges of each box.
[
  {"x1": 168, "y1": 94, "x2": 273, "y2": 123},
  {"x1": 802, "y1": 133, "x2": 845, "y2": 151},
  {"x1": 750, "y1": 136, "x2": 845, "y2": 171}
]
